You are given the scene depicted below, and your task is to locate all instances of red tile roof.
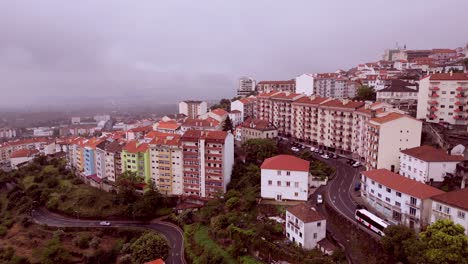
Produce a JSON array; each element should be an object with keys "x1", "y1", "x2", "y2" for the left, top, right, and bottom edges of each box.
[
  {"x1": 362, "y1": 169, "x2": 444, "y2": 199},
  {"x1": 211, "y1": 108, "x2": 228, "y2": 117},
  {"x1": 257, "y1": 80, "x2": 295, "y2": 85},
  {"x1": 238, "y1": 97, "x2": 256, "y2": 104},
  {"x1": 427, "y1": 73, "x2": 468, "y2": 81},
  {"x1": 292, "y1": 96, "x2": 329, "y2": 105},
  {"x1": 144, "y1": 259, "x2": 165, "y2": 264},
  {"x1": 241, "y1": 118, "x2": 276, "y2": 131},
  {"x1": 431, "y1": 188, "x2": 468, "y2": 211},
  {"x1": 370, "y1": 112, "x2": 405, "y2": 124},
  {"x1": 10, "y1": 148, "x2": 40, "y2": 158},
  {"x1": 128, "y1": 125, "x2": 153, "y2": 133},
  {"x1": 156, "y1": 120, "x2": 181, "y2": 130},
  {"x1": 271, "y1": 92, "x2": 304, "y2": 100},
  {"x1": 401, "y1": 145, "x2": 464, "y2": 162},
  {"x1": 431, "y1": 49, "x2": 456, "y2": 54},
  {"x1": 181, "y1": 130, "x2": 228, "y2": 141},
  {"x1": 321, "y1": 99, "x2": 364, "y2": 109},
  {"x1": 261, "y1": 155, "x2": 309, "y2": 172},
  {"x1": 182, "y1": 118, "x2": 220, "y2": 128},
  {"x1": 150, "y1": 133, "x2": 181, "y2": 146},
  {"x1": 287, "y1": 203, "x2": 324, "y2": 223},
  {"x1": 123, "y1": 140, "x2": 149, "y2": 153}
]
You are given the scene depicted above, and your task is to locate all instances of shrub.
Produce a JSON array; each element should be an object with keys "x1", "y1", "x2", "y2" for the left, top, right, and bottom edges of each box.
[
  {"x1": 72, "y1": 234, "x2": 91, "y2": 249},
  {"x1": 20, "y1": 216, "x2": 32, "y2": 228},
  {"x1": 131, "y1": 232, "x2": 169, "y2": 264},
  {"x1": 117, "y1": 254, "x2": 132, "y2": 264},
  {"x1": 89, "y1": 236, "x2": 101, "y2": 249}
]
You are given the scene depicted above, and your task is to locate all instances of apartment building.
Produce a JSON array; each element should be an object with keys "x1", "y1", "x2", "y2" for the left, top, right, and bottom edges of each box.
[
  {"x1": 314, "y1": 73, "x2": 357, "y2": 99},
  {"x1": 230, "y1": 97, "x2": 256, "y2": 121},
  {"x1": 237, "y1": 77, "x2": 256, "y2": 97},
  {"x1": 260, "y1": 155, "x2": 310, "y2": 201},
  {"x1": 366, "y1": 112, "x2": 422, "y2": 171},
  {"x1": 256, "y1": 80, "x2": 296, "y2": 93},
  {"x1": 95, "y1": 140, "x2": 110, "y2": 179},
  {"x1": 10, "y1": 149, "x2": 40, "y2": 169},
  {"x1": 104, "y1": 140, "x2": 125, "y2": 182},
  {"x1": 240, "y1": 118, "x2": 277, "y2": 144},
  {"x1": 417, "y1": 73, "x2": 468, "y2": 126},
  {"x1": 199, "y1": 108, "x2": 228, "y2": 123},
  {"x1": 180, "y1": 130, "x2": 234, "y2": 198},
  {"x1": 149, "y1": 133, "x2": 183, "y2": 195},
  {"x1": 180, "y1": 118, "x2": 221, "y2": 133},
  {"x1": 376, "y1": 80, "x2": 418, "y2": 112},
  {"x1": 0, "y1": 138, "x2": 52, "y2": 162},
  {"x1": 295, "y1": 74, "x2": 315, "y2": 96},
  {"x1": 257, "y1": 91, "x2": 305, "y2": 137},
  {"x1": 178, "y1": 100, "x2": 208, "y2": 119},
  {"x1": 0, "y1": 128, "x2": 16, "y2": 139},
  {"x1": 83, "y1": 138, "x2": 105, "y2": 177},
  {"x1": 399, "y1": 145, "x2": 464, "y2": 183},
  {"x1": 430, "y1": 188, "x2": 468, "y2": 235},
  {"x1": 361, "y1": 169, "x2": 444, "y2": 231},
  {"x1": 121, "y1": 140, "x2": 151, "y2": 181},
  {"x1": 286, "y1": 203, "x2": 326, "y2": 249},
  {"x1": 153, "y1": 120, "x2": 181, "y2": 134}
]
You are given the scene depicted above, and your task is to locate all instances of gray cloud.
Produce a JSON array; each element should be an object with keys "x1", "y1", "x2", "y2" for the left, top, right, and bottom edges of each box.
[{"x1": 0, "y1": 0, "x2": 467, "y2": 108}]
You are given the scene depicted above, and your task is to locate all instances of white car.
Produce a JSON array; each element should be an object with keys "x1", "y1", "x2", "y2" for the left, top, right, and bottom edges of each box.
[
  {"x1": 291, "y1": 147, "x2": 300, "y2": 152},
  {"x1": 316, "y1": 194, "x2": 323, "y2": 205},
  {"x1": 310, "y1": 147, "x2": 316, "y2": 152},
  {"x1": 321, "y1": 154, "x2": 330, "y2": 159},
  {"x1": 352, "y1": 162, "x2": 361, "y2": 168},
  {"x1": 99, "y1": 221, "x2": 111, "y2": 226}
]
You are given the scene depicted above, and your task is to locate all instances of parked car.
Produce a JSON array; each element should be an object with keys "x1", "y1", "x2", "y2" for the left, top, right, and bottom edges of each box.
[
  {"x1": 99, "y1": 221, "x2": 111, "y2": 226},
  {"x1": 354, "y1": 182, "x2": 361, "y2": 191},
  {"x1": 291, "y1": 147, "x2": 300, "y2": 152},
  {"x1": 316, "y1": 194, "x2": 323, "y2": 205},
  {"x1": 321, "y1": 154, "x2": 330, "y2": 159},
  {"x1": 333, "y1": 153, "x2": 339, "y2": 159},
  {"x1": 310, "y1": 147, "x2": 316, "y2": 152},
  {"x1": 352, "y1": 161, "x2": 361, "y2": 168}
]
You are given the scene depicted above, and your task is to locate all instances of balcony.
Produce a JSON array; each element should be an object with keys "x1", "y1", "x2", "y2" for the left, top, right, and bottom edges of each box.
[
  {"x1": 456, "y1": 93, "x2": 466, "y2": 98},
  {"x1": 429, "y1": 93, "x2": 439, "y2": 98},
  {"x1": 456, "y1": 87, "x2": 467, "y2": 92},
  {"x1": 454, "y1": 108, "x2": 463, "y2": 113},
  {"x1": 429, "y1": 86, "x2": 440, "y2": 91},
  {"x1": 428, "y1": 100, "x2": 438, "y2": 105},
  {"x1": 427, "y1": 114, "x2": 437, "y2": 119},
  {"x1": 454, "y1": 115, "x2": 465, "y2": 120}
]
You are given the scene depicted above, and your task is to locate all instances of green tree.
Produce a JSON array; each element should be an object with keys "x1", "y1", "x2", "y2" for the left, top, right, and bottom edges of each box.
[
  {"x1": 419, "y1": 219, "x2": 468, "y2": 264},
  {"x1": 40, "y1": 238, "x2": 71, "y2": 264},
  {"x1": 382, "y1": 225, "x2": 416, "y2": 262},
  {"x1": 116, "y1": 171, "x2": 143, "y2": 205},
  {"x1": 210, "y1": 98, "x2": 231, "y2": 111},
  {"x1": 132, "y1": 188, "x2": 164, "y2": 219},
  {"x1": 222, "y1": 116, "x2": 234, "y2": 132},
  {"x1": 354, "y1": 85, "x2": 376, "y2": 101},
  {"x1": 241, "y1": 139, "x2": 278, "y2": 164},
  {"x1": 131, "y1": 232, "x2": 169, "y2": 264}
]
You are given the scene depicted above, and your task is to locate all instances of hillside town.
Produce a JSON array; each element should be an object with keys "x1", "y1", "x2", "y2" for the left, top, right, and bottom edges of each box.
[{"x1": 1, "y1": 45, "x2": 468, "y2": 264}]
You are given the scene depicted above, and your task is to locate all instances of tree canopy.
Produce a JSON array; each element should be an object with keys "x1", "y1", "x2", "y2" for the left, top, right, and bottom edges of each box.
[
  {"x1": 131, "y1": 232, "x2": 169, "y2": 264},
  {"x1": 222, "y1": 116, "x2": 234, "y2": 132},
  {"x1": 241, "y1": 138, "x2": 278, "y2": 164},
  {"x1": 354, "y1": 85, "x2": 376, "y2": 101},
  {"x1": 382, "y1": 225, "x2": 417, "y2": 263}
]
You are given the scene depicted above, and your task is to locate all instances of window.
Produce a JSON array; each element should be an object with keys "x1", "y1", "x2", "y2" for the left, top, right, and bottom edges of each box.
[
  {"x1": 458, "y1": 211, "x2": 466, "y2": 219},
  {"x1": 277, "y1": 170, "x2": 281, "y2": 176},
  {"x1": 410, "y1": 197, "x2": 417, "y2": 206},
  {"x1": 286, "y1": 171, "x2": 291, "y2": 176},
  {"x1": 317, "y1": 222, "x2": 321, "y2": 227},
  {"x1": 409, "y1": 207, "x2": 416, "y2": 216},
  {"x1": 277, "y1": 181, "x2": 281, "y2": 186},
  {"x1": 436, "y1": 203, "x2": 443, "y2": 211},
  {"x1": 386, "y1": 188, "x2": 391, "y2": 193},
  {"x1": 385, "y1": 197, "x2": 390, "y2": 202},
  {"x1": 268, "y1": 180, "x2": 272, "y2": 186},
  {"x1": 396, "y1": 192, "x2": 401, "y2": 197},
  {"x1": 299, "y1": 232, "x2": 302, "y2": 238},
  {"x1": 286, "y1": 181, "x2": 291, "y2": 187},
  {"x1": 378, "y1": 184, "x2": 382, "y2": 189},
  {"x1": 294, "y1": 182, "x2": 299, "y2": 188},
  {"x1": 371, "y1": 180, "x2": 375, "y2": 185},
  {"x1": 371, "y1": 189, "x2": 374, "y2": 194},
  {"x1": 378, "y1": 193, "x2": 382, "y2": 198},
  {"x1": 313, "y1": 233, "x2": 317, "y2": 239},
  {"x1": 395, "y1": 201, "x2": 401, "y2": 207},
  {"x1": 294, "y1": 192, "x2": 298, "y2": 197},
  {"x1": 444, "y1": 207, "x2": 450, "y2": 214}
]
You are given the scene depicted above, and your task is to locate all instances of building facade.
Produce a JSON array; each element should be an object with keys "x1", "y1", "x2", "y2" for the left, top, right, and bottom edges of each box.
[
  {"x1": 121, "y1": 140, "x2": 151, "y2": 181},
  {"x1": 295, "y1": 74, "x2": 315, "y2": 96},
  {"x1": 399, "y1": 145, "x2": 464, "y2": 183},
  {"x1": 256, "y1": 80, "x2": 296, "y2": 93},
  {"x1": 179, "y1": 101, "x2": 208, "y2": 119},
  {"x1": 430, "y1": 188, "x2": 468, "y2": 235},
  {"x1": 180, "y1": 130, "x2": 234, "y2": 198},
  {"x1": 230, "y1": 97, "x2": 256, "y2": 121},
  {"x1": 360, "y1": 169, "x2": 444, "y2": 231},
  {"x1": 260, "y1": 155, "x2": 310, "y2": 201},
  {"x1": 240, "y1": 118, "x2": 277, "y2": 144},
  {"x1": 417, "y1": 73, "x2": 468, "y2": 126},
  {"x1": 237, "y1": 77, "x2": 256, "y2": 97},
  {"x1": 286, "y1": 203, "x2": 326, "y2": 249}
]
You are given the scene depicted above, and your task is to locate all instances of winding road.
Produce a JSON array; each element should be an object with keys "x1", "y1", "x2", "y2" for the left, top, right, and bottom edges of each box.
[{"x1": 32, "y1": 207, "x2": 186, "y2": 264}]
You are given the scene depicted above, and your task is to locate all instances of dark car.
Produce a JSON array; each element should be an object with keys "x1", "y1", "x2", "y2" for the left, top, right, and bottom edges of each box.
[{"x1": 354, "y1": 182, "x2": 361, "y2": 191}]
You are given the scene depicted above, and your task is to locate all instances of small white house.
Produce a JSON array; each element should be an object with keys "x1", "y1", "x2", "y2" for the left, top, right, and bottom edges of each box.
[
  {"x1": 260, "y1": 155, "x2": 309, "y2": 201},
  {"x1": 400, "y1": 145, "x2": 465, "y2": 183},
  {"x1": 10, "y1": 149, "x2": 40, "y2": 169},
  {"x1": 430, "y1": 188, "x2": 468, "y2": 235},
  {"x1": 286, "y1": 203, "x2": 326, "y2": 249}
]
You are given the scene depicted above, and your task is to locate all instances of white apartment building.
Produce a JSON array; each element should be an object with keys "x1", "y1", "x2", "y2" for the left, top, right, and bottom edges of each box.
[
  {"x1": 103, "y1": 140, "x2": 125, "y2": 182},
  {"x1": 179, "y1": 100, "x2": 208, "y2": 119},
  {"x1": 228, "y1": 110, "x2": 242, "y2": 127},
  {"x1": 361, "y1": 169, "x2": 444, "y2": 231},
  {"x1": 400, "y1": 145, "x2": 464, "y2": 183},
  {"x1": 314, "y1": 73, "x2": 357, "y2": 99},
  {"x1": 237, "y1": 77, "x2": 256, "y2": 97},
  {"x1": 366, "y1": 112, "x2": 422, "y2": 171},
  {"x1": 149, "y1": 134, "x2": 184, "y2": 195},
  {"x1": 417, "y1": 73, "x2": 468, "y2": 126},
  {"x1": 0, "y1": 128, "x2": 16, "y2": 139},
  {"x1": 180, "y1": 130, "x2": 234, "y2": 198},
  {"x1": 286, "y1": 203, "x2": 326, "y2": 249},
  {"x1": 295, "y1": 74, "x2": 315, "y2": 96},
  {"x1": 95, "y1": 141, "x2": 108, "y2": 179},
  {"x1": 430, "y1": 188, "x2": 468, "y2": 235},
  {"x1": 376, "y1": 80, "x2": 418, "y2": 111},
  {"x1": 260, "y1": 155, "x2": 309, "y2": 201},
  {"x1": 230, "y1": 97, "x2": 256, "y2": 121},
  {"x1": 256, "y1": 80, "x2": 296, "y2": 93}
]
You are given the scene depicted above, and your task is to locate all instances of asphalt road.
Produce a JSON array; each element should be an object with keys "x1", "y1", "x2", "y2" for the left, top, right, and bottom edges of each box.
[{"x1": 32, "y1": 207, "x2": 186, "y2": 264}]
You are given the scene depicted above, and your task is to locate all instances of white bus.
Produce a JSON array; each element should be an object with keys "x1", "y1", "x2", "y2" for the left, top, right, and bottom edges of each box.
[{"x1": 355, "y1": 209, "x2": 389, "y2": 236}]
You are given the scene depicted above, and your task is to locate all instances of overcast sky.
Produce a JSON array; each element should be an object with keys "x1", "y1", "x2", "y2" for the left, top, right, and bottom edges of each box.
[{"x1": 1, "y1": 0, "x2": 467, "y2": 108}]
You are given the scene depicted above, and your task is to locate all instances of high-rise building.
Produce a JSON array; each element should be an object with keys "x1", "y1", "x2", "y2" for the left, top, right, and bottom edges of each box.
[
  {"x1": 256, "y1": 80, "x2": 296, "y2": 93},
  {"x1": 237, "y1": 77, "x2": 256, "y2": 97},
  {"x1": 179, "y1": 100, "x2": 208, "y2": 119},
  {"x1": 180, "y1": 130, "x2": 234, "y2": 198}
]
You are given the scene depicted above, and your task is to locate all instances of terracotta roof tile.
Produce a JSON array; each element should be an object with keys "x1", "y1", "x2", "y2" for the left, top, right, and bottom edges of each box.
[
  {"x1": 401, "y1": 145, "x2": 464, "y2": 162},
  {"x1": 150, "y1": 133, "x2": 181, "y2": 146},
  {"x1": 182, "y1": 118, "x2": 220, "y2": 128},
  {"x1": 287, "y1": 203, "x2": 324, "y2": 223},
  {"x1": 241, "y1": 118, "x2": 276, "y2": 131},
  {"x1": 257, "y1": 80, "x2": 295, "y2": 85},
  {"x1": 181, "y1": 130, "x2": 227, "y2": 141},
  {"x1": 156, "y1": 120, "x2": 181, "y2": 130},
  {"x1": 427, "y1": 73, "x2": 468, "y2": 81},
  {"x1": 431, "y1": 188, "x2": 468, "y2": 211},
  {"x1": 211, "y1": 108, "x2": 228, "y2": 117},
  {"x1": 362, "y1": 169, "x2": 444, "y2": 199},
  {"x1": 123, "y1": 140, "x2": 149, "y2": 153},
  {"x1": 370, "y1": 112, "x2": 405, "y2": 124},
  {"x1": 10, "y1": 148, "x2": 40, "y2": 158},
  {"x1": 261, "y1": 155, "x2": 309, "y2": 172}
]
